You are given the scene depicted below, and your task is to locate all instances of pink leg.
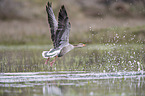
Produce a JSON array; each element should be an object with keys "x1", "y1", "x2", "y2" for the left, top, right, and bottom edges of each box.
[
  {"x1": 50, "y1": 56, "x2": 58, "y2": 67},
  {"x1": 45, "y1": 58, "x2": 50, "y2": 64}
]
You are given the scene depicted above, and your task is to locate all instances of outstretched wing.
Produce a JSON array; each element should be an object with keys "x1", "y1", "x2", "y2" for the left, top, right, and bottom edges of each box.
[
  {"x1": 55, "y1": 5, "x2": 71, "y2": 48},
  {"x1": 46, "y1": 2, "x2": 58, "y2": 47}
]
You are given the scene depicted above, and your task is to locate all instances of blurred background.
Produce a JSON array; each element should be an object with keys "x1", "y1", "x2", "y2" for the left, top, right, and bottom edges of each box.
[{"x1": 0, "y1": 0, "x2": 145, "y2": 45}]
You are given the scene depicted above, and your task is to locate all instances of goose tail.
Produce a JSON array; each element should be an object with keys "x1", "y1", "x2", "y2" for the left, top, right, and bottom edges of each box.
[{"x1": 42, "y1": 51, "x2": 49, "y2": 58}]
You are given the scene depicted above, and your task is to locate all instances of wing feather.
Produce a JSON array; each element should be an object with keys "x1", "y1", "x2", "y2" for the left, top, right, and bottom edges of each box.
[
  {"x1": 46, "y1": 2, "x2": 58, "y2": 47},
  {"x1": 55, "y1": 5, "x2": 71, "y2": 48}
]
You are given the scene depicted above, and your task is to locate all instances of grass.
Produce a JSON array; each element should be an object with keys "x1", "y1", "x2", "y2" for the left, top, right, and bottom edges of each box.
[
  {"x1": 70, "y1": 25, "x2": 145, "y2": 44},
  {"x1": 0, "y1": 44, "x2": 144, "y2": 72},
  {"x1": 0, "y1": 25, "x2": 145, "y2": 45}
]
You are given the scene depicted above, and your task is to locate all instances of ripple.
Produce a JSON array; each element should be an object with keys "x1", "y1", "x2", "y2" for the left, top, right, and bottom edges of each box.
[{"x1": 0, "y1": 71, "x2": 145, "y2": 83}]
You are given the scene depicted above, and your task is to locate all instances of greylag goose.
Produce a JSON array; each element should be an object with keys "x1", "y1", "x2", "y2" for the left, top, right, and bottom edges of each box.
[{"x1": 42, "y1": 2, "x2": 85, "y2": 66}]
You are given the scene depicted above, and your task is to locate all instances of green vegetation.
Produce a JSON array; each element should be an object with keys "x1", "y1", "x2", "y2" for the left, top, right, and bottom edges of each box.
[
  {"x1": 0, "y1": 25, "x2": 144, "y2": 45},
  {"x1": 0, "y1": 44, "x2": 144, "y2": 72},
  {"x1": 70, "y1": 25, "x2": 145, "y2": 44}
]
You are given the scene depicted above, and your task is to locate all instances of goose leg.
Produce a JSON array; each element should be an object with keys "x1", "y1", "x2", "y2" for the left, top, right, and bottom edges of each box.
[
  {"x1": 45, "y1": 57, "x2": 50, "y2": 64},
  {"x1": 50, "y1": 56, "x2": 58, "y2": 67}
]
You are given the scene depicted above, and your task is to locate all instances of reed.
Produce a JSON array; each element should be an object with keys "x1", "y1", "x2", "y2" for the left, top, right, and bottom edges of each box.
[{"x1": 0, "y1": 44, "x2": 144, "y2": 72}]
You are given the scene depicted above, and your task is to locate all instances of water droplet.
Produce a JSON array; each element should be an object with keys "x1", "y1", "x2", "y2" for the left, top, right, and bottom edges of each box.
[
  {"x1": 131, "y1": 38, "x2": 134, "y2": 40},
  {"x1": 90, "y1": 92, "x2": 94, "y2": 95},
  {"x1": 130, "y1": 56, "x2": 134, "y2": 58}
]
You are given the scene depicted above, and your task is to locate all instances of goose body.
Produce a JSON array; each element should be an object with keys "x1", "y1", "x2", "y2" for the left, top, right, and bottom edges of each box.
[
  {"x1": 42, "y1": 2, "x2": 85, "y2": 66},
  {"x1": 42, "y1": 43, "x2": 74, "y2": 58}
]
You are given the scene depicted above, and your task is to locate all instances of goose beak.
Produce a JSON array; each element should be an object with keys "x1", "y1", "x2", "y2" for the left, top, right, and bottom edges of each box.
[{"x1": 83, "y1": 44, "x2": 86, "y2": 47}]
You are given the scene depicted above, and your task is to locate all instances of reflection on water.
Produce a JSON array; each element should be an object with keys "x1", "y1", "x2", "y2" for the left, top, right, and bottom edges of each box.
[
  {"x1": 0, "y1": 44, "x2": 145, "y2": 96},
  {"x1": 0, "y1": 71, "x2": 145, "y2": 96},
  {"x1": 43, "y1": 85, "x2": 63, "y2": 96}
]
